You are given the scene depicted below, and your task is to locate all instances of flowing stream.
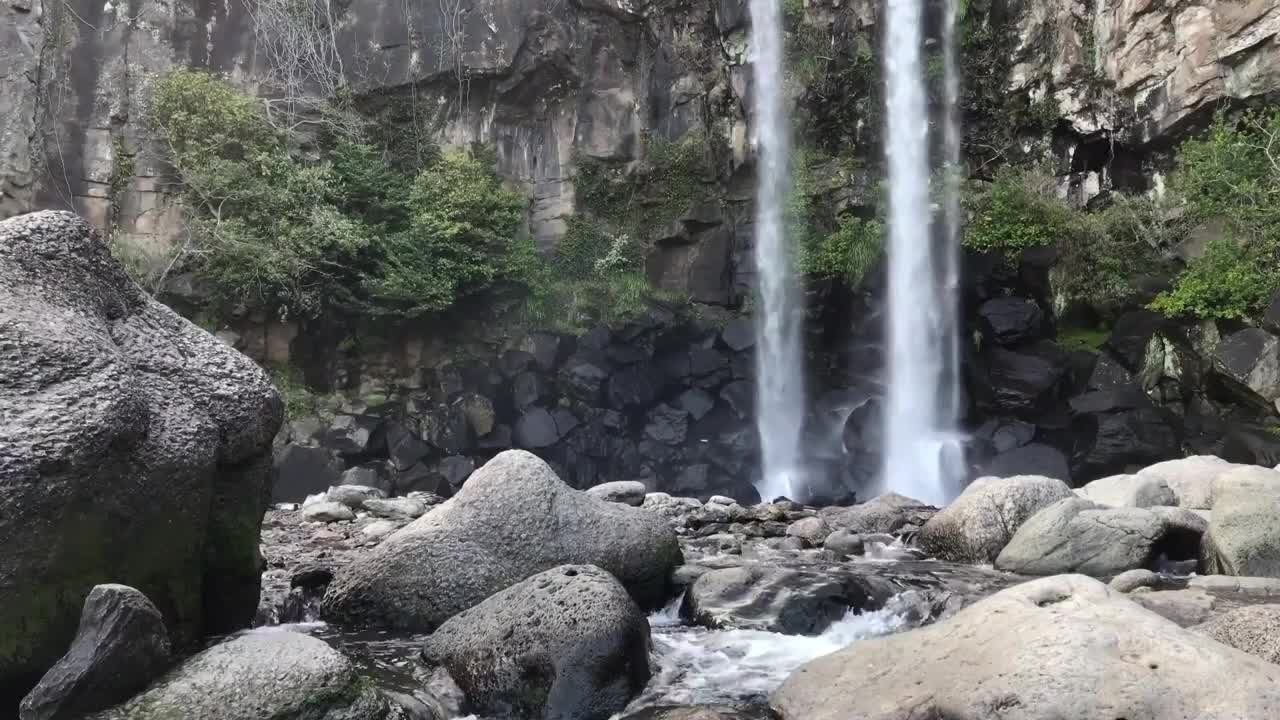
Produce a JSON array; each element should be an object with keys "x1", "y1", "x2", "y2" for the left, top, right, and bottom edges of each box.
[
  {"x1": 881, "y1": 0, "x2": 964, "y2": 506},
  {"x1": 749, "y1": 0, "x2": 806, "y2": 503}
]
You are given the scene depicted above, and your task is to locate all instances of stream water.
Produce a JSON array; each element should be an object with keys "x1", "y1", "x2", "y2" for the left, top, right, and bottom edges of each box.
[{"x1": 297, "y1": 593, "x2": 912, "y2": 719}]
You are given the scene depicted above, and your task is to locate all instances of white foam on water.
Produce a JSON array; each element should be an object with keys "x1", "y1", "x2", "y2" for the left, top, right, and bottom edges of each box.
[{"x1": 627, "y1": 604, "x2": 908, "y2": 709}]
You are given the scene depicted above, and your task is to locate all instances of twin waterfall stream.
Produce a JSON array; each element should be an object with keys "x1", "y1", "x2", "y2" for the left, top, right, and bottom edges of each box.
[{"x1": 751, "y1": 0, "x2": 964, "y2": 506}]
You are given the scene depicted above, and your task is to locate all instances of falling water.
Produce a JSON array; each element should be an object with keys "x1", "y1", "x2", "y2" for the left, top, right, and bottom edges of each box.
[
  {"x1": 880, "y1": 0, "x2": 964, "y2": 507},
  {"x1": 749, "y1": 0, "x2": 805, "y2": 502}
]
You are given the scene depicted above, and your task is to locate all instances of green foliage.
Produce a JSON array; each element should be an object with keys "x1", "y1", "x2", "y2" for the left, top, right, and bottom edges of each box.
[
  {"x1": 522, "y1": 217, "x2": 658, "y2": 333},
  {"x1": 1150, "y1": 239, "x2": 1279, "y2": 321},
  {"x1": 1152, "y1": 110, "x2": 1280, "y2": 321},
  {"x1": 964, "y1": 167, "x2": 1071, "y2": 254},
  {"x1": 365, "y1": 148, "x2": 530, "y2": 316},
  {"x1": 1171, "y1": 109, "x2": 1280, "y2": 240},
  {"x1": 268, "y1": 363, "x2": 320, "y2": 420},
  {"x1": 1056, "y1": 324, "x2": 1110, "y2": 353},
  {"x1": 151, "y1": 70, "x2": 533, "y2": 321},
  {"x1": 799, "y1": 215, "x2": 884, "y2": 287},
  {"x1": 782, "y1": 0, "x2": 805, "y2": 25},
  {"x1": 575, "y1": 132, "x2": 712, "y2": 236},
  {"x1": 1054, "y1": 195, "x2": 1182, "y2": 314}
]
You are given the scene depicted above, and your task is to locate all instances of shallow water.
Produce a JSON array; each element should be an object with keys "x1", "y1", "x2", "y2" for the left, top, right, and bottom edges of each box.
[{"x1": 302, "y1": 590, "x2": 913, "y2": 718}]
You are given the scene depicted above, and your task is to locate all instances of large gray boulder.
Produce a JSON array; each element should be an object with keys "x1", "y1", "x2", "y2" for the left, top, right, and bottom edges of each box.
[
  {"x1": 421, "y1": 565, "x2": 650, "y2": 720},
  {"x1": 89, "y1": 630, "x2": 419, "y2": 720},
  {"x1": 1193, "y1": 604, "x2": 1280, "y2": 664},
  {"x1": 1075, "y1": 473, "x2": 1177, "y2": 507},
  {"x1": 994, "y1": 498, "x2": 1181, "y2": 576},
  {"x1": 0, "y1": 212, "x2": 282, "y2": 699},
  {"x1": 322, "y1": 450, "x2": 681, "y2": 629},
  {"x1": 1137, "y1": 455, "x2": 1242, "y2": 509},
  {"x1": 917, "y1": 476, "x2": 1074, "y2": 563},
  {"x1": 821, "y1": 493, "x2": 936, "y2": 535},
  {"x1": 19, "y1": 585, "x2": 171, "y2": 720},
  {"x1": 1203, "y1": 466, "x2": 1280, "y2": 577},
  {"x1": 771, "y1": 575, "x2": 1280, "y2": 720}
]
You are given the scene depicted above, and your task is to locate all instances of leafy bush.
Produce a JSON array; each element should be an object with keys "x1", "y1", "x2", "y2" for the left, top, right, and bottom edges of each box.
[
  {"x1": 365, "y1": 148, "x2": 530, "y2": 316},
  {"x1": 1151, "y1": 110, "x2": 1280, "y2": 321},
  {"x1": 963, "y1": 167, "x2": 1071, "y2": 254},
  {"x1": 521, "y1": 217, "x2": 659, "y2": 333},
  {"x1": 1172, "y1": 109, "x2": 1280, "y2": 239},
  {"x1": 799, "y1": 215, "x2": 884, "y2": 288},
  {"x1": 1054, "y1": 195, "x2": 1181, "y2": 315},
  {"x1": 151, "y1": 70, "x2": 533, "y2": 320},
  {"x1": 1150, "y1": 239, "x2": 1278, "y2": 320}
]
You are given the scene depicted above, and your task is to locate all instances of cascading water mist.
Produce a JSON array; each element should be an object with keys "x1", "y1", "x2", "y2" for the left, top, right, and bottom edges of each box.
[
  {"x1": 880, "y1": 0, "x2": 965, "y2": 507},
  {"x1": 749, "y1": 0, "x2": 805, "y2": 502}
]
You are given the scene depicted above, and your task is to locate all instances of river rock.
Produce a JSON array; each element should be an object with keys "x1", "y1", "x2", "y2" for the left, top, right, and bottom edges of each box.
[
  {"x1": 1131, "y1": 587, "x2": 1221, "y2": 626},
  {"x1": 325, "y1": 485, "x2": 387, "y2": 509},
  {"x1": 822, "y1": 493, "x2": 936, "y2": 535},
  {"x1": 1076, "y1": 473, "x2": 1177, "y2": 507},
  {"x1": 587, "y1": 480, "x2": 648, "y2": 506},
  {"x1": 771, "y1": 575, "x2": 1280, "y2": 720},
  {"x1": 302, "y1": 501, "x2": 356, "y2": 523},
  {"x1": 994, "y1": 498, "x2": 1170, "y2": 576},
  {"x1": 361, "y1": 497, "x2": 428, "y2": 520},
  {"x1": 0, "y1": 212, "x2": 282, "y2": 698},
  {"x1": 1203, "y1": 465, "x2": 1280, "y2": 577},
  {"x1": 89, "y1": 630, "x2": 413, "y2": 720},
  {"x1": 785, "y1": 517, "x2": 831, "y2": 547},
  {"x1": 918, "y1": 475, "x2": 1074, "y2": 563},
  {"x1": 1108, "y1": 568, "x2": 1160, "y2": 593},
  {"x1": 421, "y1": 565, "x2": 649, "y2": 719},
  {"x1": 823, "y1": 530, "x2": 865, "y2": 558},
  {"x1": 19, "y1": 585, "x2": 171, "y2": 720},
  {"x1": 322, "y1": 450, "x2": 681, "y2": 630},
  {"x1": 1137, "y1": 455, "x2": 1241, "y2": 509},
  {"x1": 1193, "y1": 605, "x2": 1280, "y2": 664},
  {"x1": 681, "y1": 565, "x2": 885, "y2": 635}
]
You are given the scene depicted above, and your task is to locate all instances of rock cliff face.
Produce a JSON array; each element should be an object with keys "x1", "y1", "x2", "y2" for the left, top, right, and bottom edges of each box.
[{"x1": 1, "y1": 0, "x2": 1276, "y2": 302}]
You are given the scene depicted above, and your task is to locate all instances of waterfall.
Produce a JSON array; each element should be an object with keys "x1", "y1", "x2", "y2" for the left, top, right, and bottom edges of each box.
[
  {"x1": 880, "y1": 0, "x2": 964, "y2": 507},
  {"x1": 749, "y1": 0, "x2": 806, "y2": 502}
]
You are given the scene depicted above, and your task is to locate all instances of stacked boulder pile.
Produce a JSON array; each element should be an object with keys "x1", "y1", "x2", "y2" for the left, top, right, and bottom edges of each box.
[{"x1": 275, "y1": 317, "x2": 771, "y2": 505}]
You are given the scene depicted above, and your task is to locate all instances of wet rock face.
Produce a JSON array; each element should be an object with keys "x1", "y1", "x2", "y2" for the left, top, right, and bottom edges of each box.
[
  {"x1": 421, "y1": 565, "x2": 651, "y2": 720},
  {"x1": 681, "y1": 565, "x2": 891, "y2": 635},
  {"x1": 0, "y1": 212, "x2": 282, "y2": 701}
]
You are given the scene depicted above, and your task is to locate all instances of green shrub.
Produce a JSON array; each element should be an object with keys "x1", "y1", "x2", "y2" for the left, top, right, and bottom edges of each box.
[
  {"x1": 1172, "y1": 109, "x2": 1280, "y2": 239},
  {"x1": 1150, "y1": 239, "x2": 1278, "y2": 321},
  {"x1": 365, "y1": 148, "x2": 530, "y2": 316},
  {"x1": 799, "y1": 215, "x2": 884, "y2": 287},
  {"x1": 1151, "y1": 109, "x2": 1280, "y2": 321},
  {"x1": 964, "y1": 167, "x2": 1071, "y2": 254},
  {"x1": 268, "y1": 363, "x2": 319, "y2": 420},
  {"x1": 1054, "y1": 195, "x2": 1180, "y2": 315},
  {"x1": 151, "y1": 70, "x2": 533, "y2": 321}
]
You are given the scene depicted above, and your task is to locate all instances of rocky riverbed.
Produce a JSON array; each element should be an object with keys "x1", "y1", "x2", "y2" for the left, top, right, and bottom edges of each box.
[{"x1": 222, "y1": 450, "x2": 1280, "y2": 720}]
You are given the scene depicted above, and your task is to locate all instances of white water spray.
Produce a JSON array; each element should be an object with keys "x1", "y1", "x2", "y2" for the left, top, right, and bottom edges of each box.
[
  {"x1": 750, "y1": 0, "x2": 805, "y2": 502},
  {"x1": 880, "y1": 0, "x2": 964, "y2": 506}
]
